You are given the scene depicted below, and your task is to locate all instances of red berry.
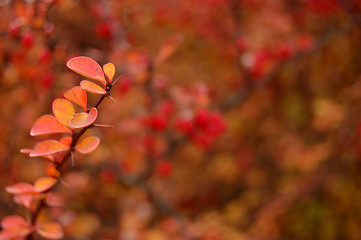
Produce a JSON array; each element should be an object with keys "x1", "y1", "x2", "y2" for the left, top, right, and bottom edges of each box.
[
  {"x1": 100, "y1": 168, "x2": 116, "y2": 183},
  {"x1": 21, "y1": 32, "x2": 34, "y2": 48},
  {"x1": 118, "y1": 77, "x2": 132, "y2": 94},
  {"x1": 156, "y1": 160, "x2": 173, "y2": 177},
  {"x1": 8, "y1": 21, "x2": 20, "y2": 37},
  {"x1": 159, "y1": 100, "x2": 174, "y2": 117},
  {"x1": 175, "y1": 117, "x2": 194, "y2": 135},
  {"x1": 195, "y1": 109, "x2": 210, "y2": 128},
  {"x1": 150, "y1": 115, "x2": 167, "y2": 131},
  {"x1": 95, "y1": 22, "x2": 112, "y2": 39}
]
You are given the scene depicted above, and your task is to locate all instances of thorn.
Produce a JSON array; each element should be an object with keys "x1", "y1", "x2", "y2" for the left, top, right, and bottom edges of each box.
[
  {"x1": 59, "y1": 177, "x2": 70, "y2": 188},
  {"x1": 70, "y1": 151, "x2": 74, "y2": 167},
  {"x1": 107, "y1": 95, "x2": 117, "y2": 103},
  {"x1": 93, "y1": 123, "x2": 114, "y2": 128},
  {"x1": 112, "y1": 76, "x2": 121, "y2": 86}
]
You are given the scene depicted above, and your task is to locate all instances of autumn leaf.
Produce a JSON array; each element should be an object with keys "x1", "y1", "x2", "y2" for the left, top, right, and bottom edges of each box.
[
  {"x1": 30, "y1": 115, "x2": 72, "y2": 136},
  {"x1": 80, "y1": 80, "x2": 106, "y2": 95},
  {"x1": 46, "y1": 164, "x2": 60, "y2": 178},
  {"x1": 67, "y1": 56, "x2": 106, "y2": 85},
  {"x1": 6, "y1": 183, "x2": 35, "y2": 195},
  {"x1": 0, "y1": 215, "x2": 32, "y2": 239},
  {"x1": 1, "y1": 216, "x2": 29, "y2": 229},
  {"x1": 75, "y1": 136, "x2": 100, "y2": 154},
  {"x1": 36, "y1": 221, "x2": 64, "y2": 240},
  {"x1": 34, "y1": 177, "x2": 58, "y2": 193},
  {"x1": 14, "y1": 195, "x2": 34, "y2": 209},
  {"x1": 29, "y1": 140, "x2": 69, "y2": 157},
  {"x1": 52, "y1": 99, "x2": 75, "y2": 128},
  {"x1": 59, "y1": 136, "x2": 72, "y2": 147},
  {"x1": 69, "y1": 108, "x2": 98, "y2": 128},
  {"x1": 64, "y1": 86, "x2": 87, "y2": 111},
  {"x1": 103, "y1": 63, "x2": 115, "y2": 83},
  {"x1": 154, "y1": 34, "x2": 184, "y2": 67}
]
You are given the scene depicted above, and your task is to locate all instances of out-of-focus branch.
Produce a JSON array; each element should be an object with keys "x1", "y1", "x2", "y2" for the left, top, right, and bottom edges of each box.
[{"x1": 221, "y1": 14, "x2": 361, "y2": 112}]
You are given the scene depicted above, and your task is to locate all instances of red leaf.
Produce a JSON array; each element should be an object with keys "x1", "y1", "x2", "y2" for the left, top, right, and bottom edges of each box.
[
  {"x1": 36, "y1": 221, "x2": 64, "y2": 239},
  {"x1": 75, "y1": 136, "x2": 100, "y2": 154},
  {"x1": 52, "y1": 99, "x2": 75, "y2": 128},
  {"x1": 69, "y1": 108, "x2": 98, "y2": 128},
  {"x1": 67, "y1": 56, "x2": 106, "y2": 85},
  {"x1": 103, "y1": 63, "x2": 115, "y2": 83},
  {"x1": 34, "y1": 177, "x2": 58, "y2": 193},
  {"x1": 80, "y1": 80, "x2": 106, "y2": 95},
  {"x1": 29, "y1": 140, "x2": 69, "y2": 157},
  {"x1": 1, "y1": 216, "x2": 29, "y2": 229},
  {"x1": 6, "y1": 183, "x2": 35, "y2": 195},
  {"x1": 20, "y1": 148, "x2": 32, "y2": 155},
  {"x1": 0, "y1": 216, "x2": 32, "y2": 240},
  {"x1": 0, "y1": 226, "x2": 32, "y2": 239},
  {"x1": 14, "y1": 195, "x2": 34, "y2": 209},
  {"x1": 64, "y1": 86, "x2": 88, "y2": 111},
  {"x1": 30, "y1": 115, "x2": 72, "y2": 136}
]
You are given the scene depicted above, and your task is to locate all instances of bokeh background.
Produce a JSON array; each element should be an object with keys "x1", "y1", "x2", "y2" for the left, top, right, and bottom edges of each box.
[{"x1": 1, "y1": 0, "x2": 361, "y2": 239}]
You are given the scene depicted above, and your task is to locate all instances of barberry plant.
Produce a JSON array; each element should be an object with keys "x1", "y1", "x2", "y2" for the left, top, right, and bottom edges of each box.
[{"x1": 0, "y1": 56, "x2": 118, "y2": 240}]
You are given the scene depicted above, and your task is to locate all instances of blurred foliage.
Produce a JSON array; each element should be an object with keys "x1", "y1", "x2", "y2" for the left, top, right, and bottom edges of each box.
[{"x1": 1, "y1": 0, "x2": 361, "y2": 239}]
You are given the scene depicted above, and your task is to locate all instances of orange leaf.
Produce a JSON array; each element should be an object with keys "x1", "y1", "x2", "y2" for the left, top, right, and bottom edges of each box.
[
  {"x1": 75, "y1": 136, "x2": 100, "y2": 154},
  {"x1": 64, "y1": 86, "x2": 87, "y2": 111},
  {"x1": 67, "y1": 56, "x2": 106, "y2": 85},
  {"x1": 52, "y1": 99, "x2": 75, "y2": 128},
  {"x1": 59, "y1": 136, "x2": 72, "y2": 146},
  {"x1": 80, "y1": 80, "x2": 106, "y2": 95},
  {"x1": 30, "y1": 115, "x2": 72, "y2": 136},
  {"x1": 46, "y1": 164, "x2": 60, "y2": 178},
  {"x1": 34, "y1": 177, "x2": 58, "y2": 193},
  {"x1": 1, "y1": 215, "x2": 29, "y2": 229},
  {"x1": 69, "y1": 108, "x2": 98, "y2": 128},
  {"x1": 6, "y1": 183, "x2": 35, "y2": 195},
  {"x1": 36, "y1": 221, "x2": 64, "y2": 240},
  {"x1": 29, "y1": 140, "x2": 69, "y2": 157},
  {"x1": 154, "y1": 34, "x2": 184, "y2": 67},
  {"x1": 103, "y1": 63, "x2": 115, "y2": 83}
]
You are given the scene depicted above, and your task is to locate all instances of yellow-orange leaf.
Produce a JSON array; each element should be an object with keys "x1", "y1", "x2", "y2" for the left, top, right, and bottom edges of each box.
[
  {"x1": 75, "y1": 136, "x2": 100, "y2": 154},
  {"x1": 46, "y1": 164, "x2": 60, "y2": 178},
  {"x1": 69, "y1": 108, "x2": 98, "y2": 128},
  {"x1": 30, "y1": 115, "x2": 72, "y2": 136},
  {"x1": 34, "y1": 177, "x2": 58, "y2": 193},
  {"x1": 67, "y1": 56, "x2": 106, "y2": 85},
  {"x1": 80, "y1": 80, "x2": 106, "y2": 95},
  {"x1": 103, "y1": 63, "x2": 115, "y2": 83},
  {"x1": 36, "y1": 222, "x2": 64, "y2": 240},
  {"x1": 29, "y1": 140, "x2": 69, "y2": 157},
  {"x1": 52, "y1": 99, "x2": 75, "y2": 128},
  {"x1": 64, "y1": 86, "x2": 87, "y2": 111},
  {"x1": 6, "y1": 183, "x2": 35, "y2": 195}
]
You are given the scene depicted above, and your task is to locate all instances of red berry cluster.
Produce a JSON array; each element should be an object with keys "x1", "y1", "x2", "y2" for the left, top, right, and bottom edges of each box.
[{"x1": 175, "y1": 109, "x2": 226, "y2": 149}]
